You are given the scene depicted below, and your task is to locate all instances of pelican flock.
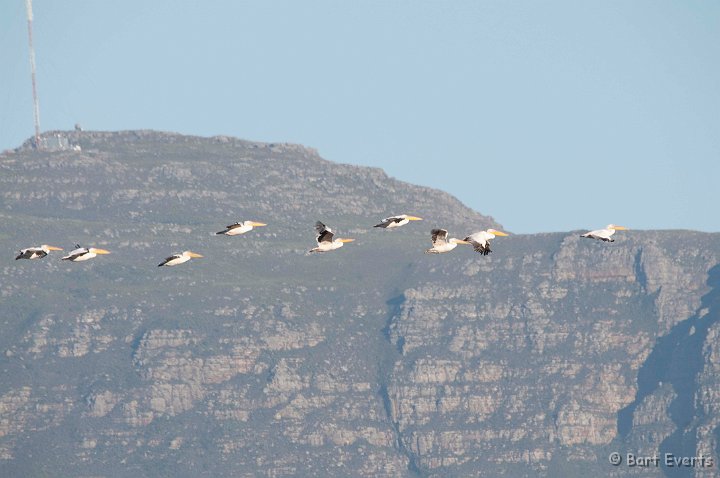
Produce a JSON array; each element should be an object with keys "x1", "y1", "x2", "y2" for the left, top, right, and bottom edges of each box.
[
  {"x1": 309, "y1": 222, "x2": 355, "y2": 253},
  {"x1": 581, "y1": 224, "x2": 628, "y2": 242},
  {"x1": 14, "y1": 210, "x2": 629, "y2": 266},
  {"x1": 158, "y1": 251, "x2": 203, "y2": 267},
  {"x1": 61, "y1": 245, "x2": 111, "y2": 262},
  {"x1": 15, "y1": 245, "x2": 63, "y2": 260}
]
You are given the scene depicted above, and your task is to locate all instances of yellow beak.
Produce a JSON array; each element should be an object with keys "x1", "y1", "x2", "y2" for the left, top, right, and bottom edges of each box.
[
  {"x1": 339, "y1": 238, "x2": 355, "y2": 243},
  {"x1": 47, "y1": 246, "x2": 63, "y2": 251},
  {"x1": 93, "y1": 249, "x2": 111, "y2": 255},
  {"x1": 455, "y1": 240, "x2": 471, "y2": 244},
  {"x1": 493, "y1": 231, "x2": 509, "y2": 237},
  {"x1": 407, "y1": 216, "x2": 423, "y2": 221},
  {"x1": 251, "y1": 222, "x2": 267, "y2": 227},
  {"x1": 188, "y1": 252, "x2": 204, "y2": 258},
  {"x1": 612, "y1": 226, "x2": 628, "y2": 230}
]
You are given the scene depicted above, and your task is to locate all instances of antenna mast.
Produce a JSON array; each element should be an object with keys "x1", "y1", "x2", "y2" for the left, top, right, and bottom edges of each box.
[{"x1": 25, "y1": 0, "x2": 41, "y2": 148}]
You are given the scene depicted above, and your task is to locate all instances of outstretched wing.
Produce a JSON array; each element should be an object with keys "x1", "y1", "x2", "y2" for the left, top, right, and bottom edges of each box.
[
  {"x1": 430, "y1": 229, "x2": 448, "y2": 246},
  {"x1": 315, "y1": 222, "x2": 335, "y2": 244},
  {"x1": 465, "y1": 231, "x2": 490, "y2": 254}
]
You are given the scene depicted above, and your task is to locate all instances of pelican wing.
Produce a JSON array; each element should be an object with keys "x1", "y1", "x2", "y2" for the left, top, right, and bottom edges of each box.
[
  {"x1": 63, "y1": 247, "x2": 89, "y2": 261},
  {"x1": 430, "y1": 229, "x2": 449, "y2": 246},
  {"x1": 216, "y1": 222, "x2": 241, "y2": 234},
  {"x1": 374, "y1": 216, "x2": 403, "y2": 228},
  {"x1": 464, "y1": 231, "x2": 491, "y2": 254},
  {"x1": 158, "y1": 254, "x2": 181, "y2": 267},
  {"x1": 581, "y1": 228, "x2": 614, "y2": 242},
  {"x1": 315, "y1": 222, "x2": 335, "y2": 243},
  {"x1": 17, "y1": 247, "x2": 42, "y2": 260}
]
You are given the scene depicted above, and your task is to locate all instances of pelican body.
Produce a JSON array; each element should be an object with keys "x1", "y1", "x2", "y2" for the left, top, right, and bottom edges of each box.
[
  {"x1": 216, "y1": 221, "x2": 267, "y2": 236},
  {"x1": 374, "y1": 214, "x2": 423, "y2": 229},
  {"x1": 158, "y1": 251, "x2": 203, "y2": 267},
  {"x1": 62, "y1": 245, "x2": 111, "y2": 262},
  {"x1": 310, "y1": 222, "x2": 355, "y2": 252},
  {"x1": 15, "y1": 245, "x2": 63, "y2": 260},
  {"x1": 425, "y1": 229, "x2": 470, "y2": 254},
  {"x1": 464, "y1": 229, "x2": 509, "y2": 255},
  {"x1": 581, "y1": 224, "x2": 628, "y2": 242}
]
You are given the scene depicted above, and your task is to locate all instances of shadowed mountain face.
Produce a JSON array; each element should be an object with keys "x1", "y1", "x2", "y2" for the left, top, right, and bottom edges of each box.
[{"x1": 0, "y1": 131, "x2": 719, "y2": 477}]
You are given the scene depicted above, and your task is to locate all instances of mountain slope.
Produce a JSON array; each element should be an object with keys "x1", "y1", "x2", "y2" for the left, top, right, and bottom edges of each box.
[{"x1": 0, "y1": 130, "x2": 718, "y2": 477}]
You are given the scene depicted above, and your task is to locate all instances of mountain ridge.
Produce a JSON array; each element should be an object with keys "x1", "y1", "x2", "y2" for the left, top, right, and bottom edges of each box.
[{"x1": 0, "y1": 130, "x2": 718, "y2": 477}]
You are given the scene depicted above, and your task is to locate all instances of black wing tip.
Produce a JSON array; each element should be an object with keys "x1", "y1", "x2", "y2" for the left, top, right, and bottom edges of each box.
[{"x1": 215, "y1": 231, "x2": 226, "y2": 235}]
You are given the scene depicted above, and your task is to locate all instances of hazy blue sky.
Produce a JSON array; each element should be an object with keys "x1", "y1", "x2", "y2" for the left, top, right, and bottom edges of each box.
[{"x1": 2, "y1": 1, "x2": 718, "y2": 233}]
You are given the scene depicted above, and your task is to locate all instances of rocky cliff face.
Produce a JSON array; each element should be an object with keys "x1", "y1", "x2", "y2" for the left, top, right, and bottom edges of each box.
[{"x1": 0, "y1": 131, "x2": 718, "y2": 477}]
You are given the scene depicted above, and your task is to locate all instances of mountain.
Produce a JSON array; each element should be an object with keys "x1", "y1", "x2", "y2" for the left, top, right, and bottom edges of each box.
[{"x1": 0, "y1": 130, "x2": 718, "y2": 477}]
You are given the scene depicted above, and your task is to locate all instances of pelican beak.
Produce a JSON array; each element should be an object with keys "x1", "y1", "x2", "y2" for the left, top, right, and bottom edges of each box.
[
  {"x1": 493, "y1": 231, "x2": 509, "y2": 237},
  {"x1": 47, "y1": 246, "x2": 63, "y2": 251},
  {"x1": 339, "y1": 238, "x2": 355, "y2": 243},
  {"x1": 93, "y1": 249, "x2": 111, "y2": 255},
  {"x1": 251, "y1": 222, "x2": 267, "y2": 227},
  {"x1": 188, "y1": 252, "x2": 204, "y2": 258},
  {"x1": 407, "y1": 216, "x2": 423, "y2": 221},
  {"x1": 611, "y1": 225, "x2": 628, "y2": 230},
  {"x1": 456, "y1": 240, "x2": 471, "y2": 244}
]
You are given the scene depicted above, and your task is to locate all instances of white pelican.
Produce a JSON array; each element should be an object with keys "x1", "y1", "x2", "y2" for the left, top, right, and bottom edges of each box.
[
  {"x1": 373, "y1": 214, "x2": 423, "y2": 229},
  {"x1": 62, "y1": 245, "x2": 111, "y2": 262},
  {"x1": 216, "y1": 221, "x2": 267, "y2": 236},
  {"x1": 581, "y1": 224, "x2": 628, "y2": 242},
  {"x1": 425, "y1": 229, "x2": 470, "y2": 254},
  {"x1": 15, "y1": 245, "x2": 63, "y2": 260},
  {"x1": 464, "y1": 229, "x2": 509, "y2": 255},
  {"x1": 158, "y1": 251, "x2": 203, "y2": 267},
  {"x1": 309, "y1": 221, "x2": 355, "y2": 253}
]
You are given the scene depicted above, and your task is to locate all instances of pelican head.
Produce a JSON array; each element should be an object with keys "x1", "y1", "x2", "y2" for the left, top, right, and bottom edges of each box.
[
  {"x1": 184, "y1": 251, "x2": 203, "y2": 258},
  {"x1": 89, "y1": 248, "x2": 111, "y2": 255}
]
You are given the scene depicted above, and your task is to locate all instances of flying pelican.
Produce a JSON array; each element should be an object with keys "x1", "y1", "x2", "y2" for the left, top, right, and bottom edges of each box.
[
  {"x1": 15, "y1": 245, "x2": 63, "y2": 260},
  {"x1": 310, "y1": 222, "x2": 355, "y2": 252},
  {"x1": 158, "y1": 250, "x2": 204, "y2": 267},
  {"x1": 464, "y1": 229, "x2": 509, "y2": 255},
  {"x1": 373, "y1": 214, "x2": 423, "y2": 229},
  {"x1": 425, "y1": 229, "x2": 470, "y2": 254},
  {"x1": 216, "y1": 220, "x2": 267, "y2": 236},
  {"x1": 581, "y1": 224, "x2": 628, "y2": 242},
  {"x1": 61, "y1": 245, "x2": 111, "y2": 262}
]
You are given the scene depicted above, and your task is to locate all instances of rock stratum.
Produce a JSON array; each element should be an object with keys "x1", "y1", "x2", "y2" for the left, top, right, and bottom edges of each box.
[{"x1": 0, "y1": 131, "x2": 718, "y2": 477}]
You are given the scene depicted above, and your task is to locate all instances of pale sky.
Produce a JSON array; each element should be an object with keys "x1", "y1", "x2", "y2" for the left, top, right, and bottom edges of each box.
[{"x1": 2, "y1": 1, "x2": 718, "y2": 233}]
